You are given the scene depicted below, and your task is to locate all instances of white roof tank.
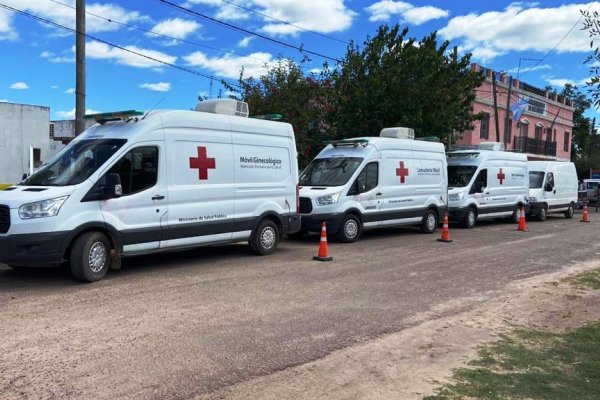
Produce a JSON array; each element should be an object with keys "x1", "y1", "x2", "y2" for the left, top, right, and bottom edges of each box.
[
  {"x1": 478, "y1": 142, "x2": 505, "y2": 151},
  {"x1": 195, "y1": 99, "x2": 249, "y2": 118},
  {"x1": 380, "y1": 127, "x2": 415, "y2": 139}
]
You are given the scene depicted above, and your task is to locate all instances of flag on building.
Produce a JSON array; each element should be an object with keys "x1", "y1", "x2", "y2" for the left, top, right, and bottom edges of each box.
[{"x1": 510, "y1": 98, "x2": 529, "y2": 122}]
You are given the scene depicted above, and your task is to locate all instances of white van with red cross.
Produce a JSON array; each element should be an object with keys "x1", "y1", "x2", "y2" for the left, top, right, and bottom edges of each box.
[
  {"x1": 447, "y1": 145, "x2": 529, "y2": 228},
  {"x1": 0, "y1": 100, "x2": 300, "y2": 282},
  {"x1": 298, "y1": 128, "x2": 447, "y2": 242}
]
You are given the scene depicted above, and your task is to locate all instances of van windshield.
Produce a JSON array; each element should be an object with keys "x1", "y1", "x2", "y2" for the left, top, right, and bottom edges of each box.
[
  {"x1": 529, "y1": 171, "x2": 545, "y2": 188},
  {"x1": 21, "y1": 139, "x2": 127, "y2": 186},
  {"x1": 448, "y1": 165, "x2": 478, "y2": 188},
  {"x1": 300, "y1": 157, "x2": 363, "y2": 187}
]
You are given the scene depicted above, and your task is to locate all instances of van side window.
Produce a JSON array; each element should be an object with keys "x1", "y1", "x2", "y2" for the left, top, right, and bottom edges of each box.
[
  {"x1": 349, "y1": 162, "x2": 378, "y2": 195},
  {"x1": 108, "y1": 146, "x2": 158, "y2": 195},
  {"x1": 470, "y1": 169, "x2": 487, "y2": 194},
  {"x1": 546, "y1": 172, "x2": 554, "y2": 188}
]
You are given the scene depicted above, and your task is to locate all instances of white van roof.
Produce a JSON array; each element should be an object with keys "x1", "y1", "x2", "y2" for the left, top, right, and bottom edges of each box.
[
  {"x1": 316, "y1": 136, "x2": 445, "y2": 159},
  {"x1": 77, "y1": 109, "x2": 295, "y2": 142},
  {"x1": 447, "y1": 150, "x2": 527, "y2": 166},
  {"x1": 528, "y1": 161, "x2": 575, "y2": 172}
]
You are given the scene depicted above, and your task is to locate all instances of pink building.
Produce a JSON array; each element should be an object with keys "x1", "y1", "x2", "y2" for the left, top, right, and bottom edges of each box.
[{"x1": 457, "y1": 64, "x2": 574, "y2": 161}]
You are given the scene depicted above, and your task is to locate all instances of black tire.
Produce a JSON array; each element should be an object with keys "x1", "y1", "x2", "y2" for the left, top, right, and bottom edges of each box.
[
  {"x1": 461, "y1": 207, "x2": 477, "y2": 229},
  {"x1": 420, "y1": 209, "x2": 438, "y2": 234},
  {"x1": 538, "y1": 204, "x2": 548, "y2": 222},
  {"x1": 69, "y1": 232, "x2": 111, "y2": 282},
  {"x1": 564, "y1": 204, "x2": 574, "y2": 219},
  {"x1": 250, "y1": 219, "x2": 280, "y2": 255},
  {"x1": 336, "y1": 214, "x2": 362, "y2": 243}
]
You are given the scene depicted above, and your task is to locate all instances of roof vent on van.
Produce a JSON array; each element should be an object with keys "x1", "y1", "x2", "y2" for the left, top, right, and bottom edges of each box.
[
  {"x1": 195, "y1": 99, "x2": 249, "y2": 118},
  {"x1": 478, "y1": 142, "x2": 505, "y2": 151},
  {"x1": 380, "y1": 127, "x2": 415, "y2": 139}
]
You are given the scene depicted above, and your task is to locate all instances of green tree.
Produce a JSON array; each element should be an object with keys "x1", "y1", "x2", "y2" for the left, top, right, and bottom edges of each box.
[
  {"x1": 582, "y1": 9, "x2": 600, "y2": 107},
  {"x1": 332, "y1": 25, "x2": 484, "y2": 143},
  {"x1": 224, "y1": 59, "x2": 337, "y2": 167}
]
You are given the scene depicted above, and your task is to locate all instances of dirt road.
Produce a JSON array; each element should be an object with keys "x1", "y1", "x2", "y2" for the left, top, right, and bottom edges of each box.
[{"x1": 1, "y1": 214, "x2": 598, "y2": 399}]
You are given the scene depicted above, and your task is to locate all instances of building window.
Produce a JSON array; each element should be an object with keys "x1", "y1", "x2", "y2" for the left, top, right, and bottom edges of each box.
[
  {"x1": 564, "y1": 131, "x2": 570, "y2": 152},
  {"x1": 519, "y1": 121, "x2": 529, "y2": 137},
  {"x1": 49, "y1": 123, "x2": 55, "y2": 139},
  {"x1": 528, "y1": 99, "x2": 546, "y2": 115},
  {"x1": 503, "y1": 118, "x2": 512, "y2": 144},
  {"x1": 535, "y1": 124, "x2": 543, "y2": 141},
  {"x1": 480, "y1": 113, "x2": 490, "y2": 139}
]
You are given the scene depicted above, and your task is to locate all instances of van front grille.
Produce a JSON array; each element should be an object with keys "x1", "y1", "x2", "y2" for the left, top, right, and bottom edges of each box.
[
  {"x1": 0, "y1": 205, "x2": 10, "y2": 234},
  {"x1": 299, "y1": 197, "x2": 312, "y2": 214}
]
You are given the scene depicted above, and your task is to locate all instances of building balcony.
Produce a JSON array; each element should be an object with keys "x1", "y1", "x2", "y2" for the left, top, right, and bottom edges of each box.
[{"x1": 513, "y1": 136, "x2": 557, "y2": 157}]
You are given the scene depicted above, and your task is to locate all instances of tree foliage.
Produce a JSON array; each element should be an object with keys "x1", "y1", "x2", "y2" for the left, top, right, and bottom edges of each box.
[
  {"x1": 582, "y1": 9, "x2": 600, "y2": 107},
  {"x1": 226, "y1": 25, "x2": 484, "y2": 167}
]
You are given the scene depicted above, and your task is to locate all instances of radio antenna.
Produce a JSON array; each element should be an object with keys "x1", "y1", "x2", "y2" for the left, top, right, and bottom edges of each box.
[{"x1": 141, "y1": 97, "x2": 166, "y2": 120}]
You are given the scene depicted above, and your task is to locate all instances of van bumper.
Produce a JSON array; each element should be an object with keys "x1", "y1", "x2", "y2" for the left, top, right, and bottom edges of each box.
[
  {"x1": 0, "y1": 232, "x2": 67, "y2": 267},
  {"x1": 448, "y1": 207, "x2": 467, "y2": 222},
  {"x1": 300, "y1": 213, "x2": 345, "y2": 233}
]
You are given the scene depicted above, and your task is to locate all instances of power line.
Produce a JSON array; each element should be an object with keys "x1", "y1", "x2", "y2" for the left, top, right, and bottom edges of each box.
[
  {"x1": 0, "y1": 2, "x2": 241, "y2": 88},
  {"x1": 520, "y1": 2, "x2": 594, "y2": 78},
  {"x1": 219, "y1": 0, "x2": 351, "y2": 46},
  {"x1": 158, "y1": 0, "x2": 340, "y2": 63}
]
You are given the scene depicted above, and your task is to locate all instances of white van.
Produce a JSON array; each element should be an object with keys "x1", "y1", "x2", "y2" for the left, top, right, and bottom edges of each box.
[
  {"x1": 447, "y1": 147, "x2": 528, "y2": 228},
  {"x1": 298, "y1": 128, "x2": 447, "y2": 242},
  {"x1": 0, "y1": 100, "x2": 300, "y2": 282},
  {"x1": 528, "y1": 161, "x2": 577, "y2": 220}
]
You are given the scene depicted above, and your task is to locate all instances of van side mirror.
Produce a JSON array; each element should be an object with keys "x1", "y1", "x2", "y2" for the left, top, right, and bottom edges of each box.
[
  {"x1": 104, "y1": 173, "x2": 123, "y2": 199},
  {"x1": 544, "y1": 182, "x2": 554, "y2": 192}
]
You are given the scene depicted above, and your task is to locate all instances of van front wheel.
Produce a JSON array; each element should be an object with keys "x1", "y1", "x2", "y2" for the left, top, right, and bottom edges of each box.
[
  {"x1": 336, "y1": 214, "x2": 361, "y2": 243},
  {"x1": 420, "y1": 209, "x2": 438, "y2": 234},
  {"x1": 70, "y1": 232, "x2": 111, "y2": 282},
  {"x1": 564, "y1": 205, "x2": 574, "y2": 219},
  {"x1": 462, "y1": 208, "x2": 477, "y2": 229},
  {"x1": 538, "y1": 205, "x2": 548, "y2": 222},
  {"x1": 250, "y1": 219, "x2": 280, "y2": 255}
]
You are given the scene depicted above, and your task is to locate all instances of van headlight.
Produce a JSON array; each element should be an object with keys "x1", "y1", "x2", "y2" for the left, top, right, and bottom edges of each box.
[
  {"x1": 316, "y1": 192, "x2": 342, "y2": 206},
  {"x1": 449, "y1": 192, "x2": 464, "y2": 202},
  {"x1": 528, "y1": 197, "x2": 536, "y2": 203},
  {"x1": 19, "y1": 196, "x2": 69, "y2": 219}
]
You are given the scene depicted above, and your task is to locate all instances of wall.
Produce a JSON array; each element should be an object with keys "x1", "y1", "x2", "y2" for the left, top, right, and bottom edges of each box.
[{"x1": 0, "y1": 102, "x2": 51, "y2": 184}]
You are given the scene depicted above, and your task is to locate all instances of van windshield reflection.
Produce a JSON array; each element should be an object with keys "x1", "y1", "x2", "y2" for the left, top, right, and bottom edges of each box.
[
  {"x1": 529, "y1": 171, "x2": 545, "y2": 188},
  {"x1": 300, "y1": 157, "x2": 363, "y2": 187},
  {"x1": 21, "y1": 139, "x2": 127, "y2": 186},
  {"x1": 448, "y1": 165, "x2": 477, "y2": 188}
]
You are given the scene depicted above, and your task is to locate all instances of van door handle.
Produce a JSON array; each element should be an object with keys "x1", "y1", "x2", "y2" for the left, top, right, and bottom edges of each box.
[
  {"x1": 376, "y1": 192, "x2": 383, "y2": 196},
  {"x1": 152, "y1": 195, "x2": 165, "y2": 201},
  {"x1": 485, "y1": 191, "x2": 490, "y2": 194}
]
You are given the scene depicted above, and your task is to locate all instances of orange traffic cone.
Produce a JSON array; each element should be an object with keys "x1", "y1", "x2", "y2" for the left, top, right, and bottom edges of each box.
[
  {"x1": 515, "y1": 206, "x2": 528, "y2": 232},
  {"x1": 437, "y1": 211, "x2": 453, "y2": 243},
  {"x1": 581, "y1": 203, "x2": 590, "y2": 223},
  {"x1": 313, "y1": 221, "x2": 333, "y2": 261}
]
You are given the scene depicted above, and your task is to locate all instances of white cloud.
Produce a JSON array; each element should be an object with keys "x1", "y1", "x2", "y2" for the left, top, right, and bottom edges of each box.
[
  {"x1": 10, "y1": 82, "x2": 29, "y2": 90},
  {"x1": 50, "y1": 85, "x2": 59, "y2": 89},
  {"x1": 64, "y1": 88, "x2": 75, "y2": 94},
  {"x1": 186, "y1": 0, "x2": 355, "y2": 36},
  {"x1": 238, "y1": 36, "x2": 254, "y2": 48},
  {"x1": 366, "y1": 1, "x2": 449, "y2": 25},
  {"x1": 148, "y1": 18, "x2": 201, "y2": 40},
  {"x1": 440, "y1": 2, "x2": 600, "y2": 62},
  {"x1": 184, "y1": 51, "x2": 276, "y2": 79},
  {"x1": 140, "y1": 82, "x2": 171, "y2": 92},
  {"x1": 0, "y1": 99, "x2": 8, "y2": 102},
  {"x1": 0, "y1": 0, "x2": 145, "y2": 34},
  {"x1": 310, "y1": 68, "x2": 322, "y2": 74},
  {"x1": 546, "y1": 77, "x2": 589, "y2": 88},
  {"x1": 86, "y1": 41, "x2": 177, "y2": 69},
  {"x1": 0, "y1": 8, "x2": 17, "y2": 40},
  {"x1": 506, "y1": 63, "x2": 552, "y2": 74},
  {"x1": 55, "y1": 108, "x2": 101, "y2": 119},
  {"x1": 41, "y1": 50, "x2": 74, "y2": 63}
]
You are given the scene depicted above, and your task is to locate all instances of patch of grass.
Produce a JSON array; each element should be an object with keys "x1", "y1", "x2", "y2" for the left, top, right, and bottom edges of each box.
[
  {"x1": 425, "y1": 323, "x2": 600, "y2": 400},
  {"x1": 562, "y1": 268, "x2": 600, "y2": 290},
  {"x1": 0, "y1": 183, "x2": 12, "y2": 190}
]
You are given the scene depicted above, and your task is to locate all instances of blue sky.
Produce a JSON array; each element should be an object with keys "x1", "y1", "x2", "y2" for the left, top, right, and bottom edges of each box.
[{"x1": 0, "y1": 0, "x2": 598, "y2": 120}]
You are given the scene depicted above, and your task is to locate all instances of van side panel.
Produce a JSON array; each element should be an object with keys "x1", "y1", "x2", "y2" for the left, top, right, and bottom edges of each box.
[{"x1": 484, "y1": 161, "x2": 528, "y2": 216}]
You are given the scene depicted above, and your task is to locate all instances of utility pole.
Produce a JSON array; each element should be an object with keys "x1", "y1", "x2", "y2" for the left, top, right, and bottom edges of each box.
[
  {"x1": 503, "y1": 75, "x2": 513, "y2": 145},
  {"x1": 447, "y1": 45, "x2": 458, "y2": 152},
  {"x1": 75, "y1": 0, "x2": 86, "y2": 135},
  {"x1": 491, "y1": 71, "x2": 501, "y2": 142}
]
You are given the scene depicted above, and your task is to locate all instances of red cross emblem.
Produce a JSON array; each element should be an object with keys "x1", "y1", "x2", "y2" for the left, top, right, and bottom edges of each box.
[
  {"x1": 396, "y1": 161, "x2": 409, "y2": 183},
  {"x1": 189, "y1": 146, "x2": 216, "y2": 180},
  {"x1": 497, "y1": 168, "x2": 506, "y2": 185}
]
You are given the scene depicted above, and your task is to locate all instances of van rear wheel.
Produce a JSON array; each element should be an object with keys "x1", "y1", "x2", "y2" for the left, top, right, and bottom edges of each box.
[
  {"x1": 336, "y1": 214, "x2": 361, "y2": 243},
  {"x1": 420, "y1": 209, "x2": 438, "y2": 234},
  {"x1": 250, "y1": 219, "x2": 280, "y2": 255},
  {"x1": 564, "y1": 205, "x2": 574, "y2": 219},
  {"x1": 70, "y1": 232, "x2": 111, "y2": 282}
]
